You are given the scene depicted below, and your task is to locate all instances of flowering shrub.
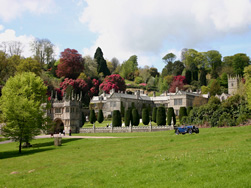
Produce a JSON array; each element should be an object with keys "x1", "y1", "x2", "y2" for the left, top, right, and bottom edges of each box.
[
  {"x1": 100, "y1": 74, "x2": 126, "y2": 94},
  {"x1": 139, "y1": 83, "x2": 147, "y2": 86},
  {"x1": 169, "y1": 75, "x2": 187, "y2": 93}
]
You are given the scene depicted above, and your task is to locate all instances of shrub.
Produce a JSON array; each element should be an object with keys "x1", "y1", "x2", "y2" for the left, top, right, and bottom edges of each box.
[
  {"x1": 167, "y1": 107, "x2": 174, "y2": 125},
  {"x1": 125, "y1": 108, "x2": 132, "y2": 126},
  {"x1": 132, "y1": 108, "x2": 139, "y2": 126},
  {"x1": 120, "y1": 102, "x2": 125, "y2": 118},
  {"x1": 156, "y1": 106, "x2": 166, "y2": 126},
  {"x1": 179, "y1": 107, "x2": 187, "y2": 122},
  {"x1": 187, "y1": 106, "x2": 193, "y2": 116},
  {"x1": 82, "y1": 113, "x2": 86, "y2": 125},
  {"x1": 152, "y1": 107, "x2": 157, "y2": 122},
  {"x1": 89, "y1": 109, "x2": 96, "y2": 124},
  {"x1": 112, "y1": 110, "x2": 121, "y2": 127},
  {"x1": 97, "y1": 109, "x2": 104, "y2": 123},
  {"x1": 142, "y1": 108, "x2": 150, "y2": 125}
]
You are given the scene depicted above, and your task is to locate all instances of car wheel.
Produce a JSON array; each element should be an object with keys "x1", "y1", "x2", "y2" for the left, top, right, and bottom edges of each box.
[
  {"x1": 176, "y1": 130, "x2": 179, "y2": 135},
  {"x1": 189, "y1": 129, "x2": 192, "y2": 134}
]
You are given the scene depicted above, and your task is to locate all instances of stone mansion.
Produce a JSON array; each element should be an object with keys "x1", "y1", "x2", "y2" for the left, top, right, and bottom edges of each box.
[{"x1": 45, "y1": 75, "x2": 240, "y2": 133}]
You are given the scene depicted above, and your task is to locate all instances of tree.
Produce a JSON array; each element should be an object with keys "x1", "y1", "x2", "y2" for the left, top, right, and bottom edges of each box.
[
  {"x1": 199, "y1": 68, "x2": 207, "y2": 86},
  {"x1": 209, "y1": 79, "x2": 221, "y2": 96},
  {"x1": 30, "y1": 38, "x2": 55, "y2": 65},
  {"x1": 97, "y1": 109, "x2": 104, "y2": 123},
  {"x1": 120, "y1": 102, "x2": 125, "y2": 118},
  {"x1": 112, "y1": 110, "x2": 121, "y2": 127},
  {"x1": 190, "y1": 63, "x2": 198, "y2": 81},
  {"x1": 0, "y1": 72, "x2": 48, "y2": 153},
  {"x1": 142, "y1": 108, "x2": 150, "y2": 125},
  {"x1": 94, "y1": 47, "x2": 110, "y2": 77},
  {"x1": 179, "y1": 107, "x2": 187, "y2": 122},
  {"x1": 187, "y1": 107, "x2": 193, "y2": 116},
  {"x1": 169, "y1": 75, "x2": 186, "y2": 93},
  {"x1": 82, "y1": 113, "x2": 86, "y2": 126},
  {"x1": 89, "y1": 109, "x2": 96, "y2": 124},
  {"x1": 83, "y1": 55, "x2": 98, "y2": 78},
  {"x1": 193, "y1": 96, "x2": 208, "y2": 107},
  {"x1": 232, "y1": 53, "x2": 250, "y2": 76},
  {"x1": 244, "y1": 65, "x2": 251, "y2": 109},
  {"x1": 110, "y1": 57, "x2": 120, "y2": 74},
  {"x1": 162, "y1": 53, "x2": 176, "y2": 63},
  {"x1": 149, "y1": 67, "x2": 159, "y2": 77},
  {"x1": 172, "y1": 60, "x2": 185, "y2": 76},
  {"x1": 56, "y1": 48, "x2": 84, "y2": 79},
  {"x1": 152, "y1": 107, "x2": 157, "y2": 122},
  {"x1": 167, "y1": 107, "x2": 175, "y2": 126},
  {"x1": 120, "y1": 55, "x2": 138, "y2": 80},
  {"x1": 156, "y1": 106, "x2": 166, "y2": 126},
  {"x1": 132, "y1": 108, "x2": 139, "y2": 126},
  {"x1": 99, "y1": 74, "x2": 126, "y2": 94},
  {"x1": 185, "y1": 70, "x2": 192, "y2": 84},
  {"x1": 0, "y1": 41, "x2": 23, "y2": 56},
  {"x1": 205, "y1": 50, "x2": 222, "y2": 78},
  {"x1": 16, "y1": 58, "x2": 41, "y2": 75},
  {"x1": 124, "y1": 108, "x2": 132, "y2": 126}
]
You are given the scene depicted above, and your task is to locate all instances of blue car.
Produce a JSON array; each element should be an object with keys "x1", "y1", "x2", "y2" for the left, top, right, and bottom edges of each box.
[{"x1": 175, "y1": 125, "x2": 199, "y2": 135}]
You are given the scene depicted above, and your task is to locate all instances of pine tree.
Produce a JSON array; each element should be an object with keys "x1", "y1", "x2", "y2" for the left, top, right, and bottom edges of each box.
[{"x1": 94, "y1": 47, "x2": 110, "y2": 76}]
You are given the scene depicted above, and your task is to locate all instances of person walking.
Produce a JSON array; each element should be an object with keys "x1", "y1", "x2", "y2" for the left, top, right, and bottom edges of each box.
[{"x1": 69, "y1": 129, "x2": 72, "y2": 136}]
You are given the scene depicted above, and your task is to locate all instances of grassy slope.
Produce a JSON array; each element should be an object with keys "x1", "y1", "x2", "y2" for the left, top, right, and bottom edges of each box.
[{"x1": 0, "y1": 126, "x2": 250, "y2": 188}]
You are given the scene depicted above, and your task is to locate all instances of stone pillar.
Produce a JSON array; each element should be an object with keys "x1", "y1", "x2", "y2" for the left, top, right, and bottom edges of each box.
[
  {"x1": 54, "y1": 136, "x2": 62, "y2": 146},
  {"x1": 129, "y1": 123, "x2": 132, "y2": 133},
  {"x1": 149, "y1": 121, "x2": 152, "y2": 132}
]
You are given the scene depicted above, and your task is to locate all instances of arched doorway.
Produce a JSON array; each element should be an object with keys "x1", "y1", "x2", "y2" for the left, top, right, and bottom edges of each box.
[{"x1": 53, "y1": 119, "x2": 64, "y2": 134}]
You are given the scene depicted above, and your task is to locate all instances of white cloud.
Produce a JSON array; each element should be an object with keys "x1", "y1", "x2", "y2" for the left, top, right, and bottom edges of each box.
[
  {"x1": 80, "y1": 0, "x2": 251, "y2": 69},
  {"x1": 0, "y1": 25, "x2": 4, "y2": 31},
  {"x1": 0, "y1": 29, "x2": 35, "y2": 57},
  {"x1": 0, "y1": 0, "x2": 56, "y2": 22}
]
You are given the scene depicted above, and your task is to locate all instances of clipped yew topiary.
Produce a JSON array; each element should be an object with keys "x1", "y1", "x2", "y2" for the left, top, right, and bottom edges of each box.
[
  {"x1": 97, "y1": 109, "x2": 104, "y2": 123},
  {"x1": 82, "y1": 112, "x2": 86, "y2": 126},
  {"x1": 152, "y1": 107, "x2": 157, "y2": 122},
  {"x1": 89, "y1": 109, "x2": 96, "y2": 124},
  {"x1": 112, "y1": 110, "x2": 121, "y2": 127},
  {"x1": 124, "y1": 108, "x2": 132, "y2": 126},
  {"x1": 120, "y1": 101, "x2": 125, "y2": 118},
  {"x1": 187, "y1": 106, "x2": 193, "y2": 115},
  {"x1": 167, "y1": 107, "x2": 174, "y2": 125},
  {"x1": 156, "y1": 106, "x2": 166, "y2": 126},
  {"x1": 179, "y1": 107, "x2": 187, "y2": 122},
  {"x1": 132, "y1": 108, "x2": 139, "y2": 126},
  {"x1": 142, "y1": 108, "x2": 150, "y2": 125}
]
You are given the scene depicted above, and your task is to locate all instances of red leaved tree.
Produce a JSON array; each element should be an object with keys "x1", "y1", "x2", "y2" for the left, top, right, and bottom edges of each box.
[
  {"x1": 56, "y1": 48, "x2": 84, "y2": 79},
  {"x1": 169, "y1": 75, "x2": 187, "y2": 93},
  {"x1": 99, "y1": 74, "x2": 126, "y2": 94}
]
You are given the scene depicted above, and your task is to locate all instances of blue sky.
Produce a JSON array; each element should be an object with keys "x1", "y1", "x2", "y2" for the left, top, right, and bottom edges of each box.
[{"x1": 0, "y1": 0, "x2": 251, "y2": 72}]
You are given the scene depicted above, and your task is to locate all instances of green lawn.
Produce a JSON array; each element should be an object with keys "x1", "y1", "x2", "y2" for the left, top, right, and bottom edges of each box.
[{"x1": 0, "y1": 126, "x2": 251, "y2": 187}]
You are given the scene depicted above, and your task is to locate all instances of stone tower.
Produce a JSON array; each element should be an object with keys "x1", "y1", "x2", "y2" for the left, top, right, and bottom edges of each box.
[{"x1": 228, "y1": 75, "x2": 240, "y2": 95}]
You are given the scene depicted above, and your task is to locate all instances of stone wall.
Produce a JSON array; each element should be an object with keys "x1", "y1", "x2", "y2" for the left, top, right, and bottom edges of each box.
[{"x1": 80, "y1": 125, "x2": 173, "y2": 133}]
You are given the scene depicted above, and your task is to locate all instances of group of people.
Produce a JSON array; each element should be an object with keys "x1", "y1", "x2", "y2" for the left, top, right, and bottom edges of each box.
[{"x1": 50, "y1": 129, "x2": 71, "y2": 137}]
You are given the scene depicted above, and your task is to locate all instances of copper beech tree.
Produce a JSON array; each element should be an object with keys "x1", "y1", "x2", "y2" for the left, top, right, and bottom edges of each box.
[{"x1": 56, "y1": 48, "x2": 84, "y2": 79}]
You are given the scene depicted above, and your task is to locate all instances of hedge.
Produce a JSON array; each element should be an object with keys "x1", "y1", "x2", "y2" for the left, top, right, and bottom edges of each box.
[
  {"x1": 112, "y1": 110, "x2": 122, "y2": 127},
  {"x1": 132, "y1": 108, "x2": 139, "y2": 126},
  {"x1": 156, "y1": 106, "x2": 166, "y2": 126},
  {"x1": 142, "y1": 108, "x2": 150, "y2": 125},
  {"x1": 124, "y1": 108, "x2": 132, "y2": 126},
  {"x1": 167, "y1": 107, "x2": 175, "y2": 126},
  {"x1": 152, "y1": 107, "x2": 157, "y2": 122},
  {"x1": 97, "y1": 109, "x2": 104, "y2": 123},
  {"x1": 179, "y1": 107, "x2": 187, "y2": 122}
]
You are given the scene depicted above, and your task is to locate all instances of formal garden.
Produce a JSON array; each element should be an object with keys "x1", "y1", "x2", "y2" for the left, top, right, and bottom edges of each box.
[{"x1": 0, "y1": 126, "x2": 250, "y2": 187}]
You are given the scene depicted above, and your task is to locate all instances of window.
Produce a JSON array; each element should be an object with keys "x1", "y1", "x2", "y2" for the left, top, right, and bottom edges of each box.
[
  {"x1": 110, "y1": 101, "x2": 116, "y2": 107},
  {"x1": 174, "y1": 99, "x2": 182, "y2": 105},
  {"x1": 55, "y1": 108, "x2": 61, "y2": 113}
]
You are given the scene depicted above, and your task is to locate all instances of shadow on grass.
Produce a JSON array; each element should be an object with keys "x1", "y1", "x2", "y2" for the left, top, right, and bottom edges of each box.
[{"x1": 0, "y1": 138, "x2": 81, "y2": 160}]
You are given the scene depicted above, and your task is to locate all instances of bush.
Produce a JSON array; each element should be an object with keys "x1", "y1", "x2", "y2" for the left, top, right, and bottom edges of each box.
[
  {"x1": 120, "y1": 102, "x2": 125, "y2": 118},
  {"x1": 132, "y1": 108, "x2": 139, "y2": 126},
  {"x1": 97, "y1": 109, "x2": 104, "y2": 123},
  {"x1": 112, "y1": 110, "x2": 121, "y2": 127},
  {"x1": 156, "y1": 106, "x2": 166, "y2": 126},
  {"x1": 152, "y1": 107, "x2": 157, "y2": 122},
  {"x1": 89, "y1": 109, "x2": 96, "y2": 124},
  {"x1": 134, "y1": 76, "x2": 143, "y2": 84},
  {"x1": 179, "y1": 107, "x2": 187, "y2": 122},
  {"x1": 187, "y1": 106, "x2": 193, "y2": 116},
  {"x1": 142, "y1": 108, "x2": 150, "y2": 125},
  {"x1": 125, "y1": 108, "x2": 132, "y2": 126},
  {"x1": 167, "y1": 107, "x2": 175, "y2": 125}
]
